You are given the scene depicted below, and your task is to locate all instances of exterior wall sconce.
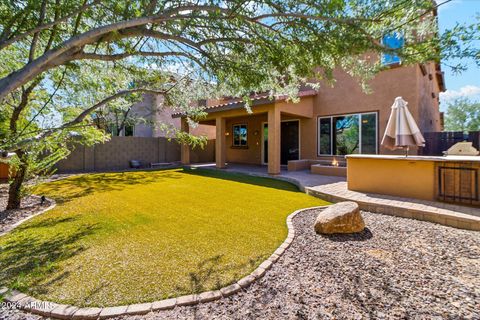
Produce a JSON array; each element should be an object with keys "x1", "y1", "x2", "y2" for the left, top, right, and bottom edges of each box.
[{"x1": 225, "y1": 132, "x2": 230, "y2": 136}]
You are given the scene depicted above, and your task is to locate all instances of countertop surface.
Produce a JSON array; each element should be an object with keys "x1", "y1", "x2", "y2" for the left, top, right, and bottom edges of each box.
[{"x1": 345, "y1": 154, "x2": 480, "y2": 162}]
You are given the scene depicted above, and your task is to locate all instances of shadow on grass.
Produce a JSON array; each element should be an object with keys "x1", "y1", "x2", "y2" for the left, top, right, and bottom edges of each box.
[
  {"x1": 34, "y1": 170, "x2": 184, "y2": 204},
  {"x1": 320, "y1": 228, "x2": 373, "y2": 242},
  {"x1": 0, "y1": 217, "x2": 99, "y2": 294},
  {"x1": 176, "y1": 253, "x2": 266, "y2": 294},
  {"x1": 182, "y1": 168, "x2": 300, "y2": 192}
]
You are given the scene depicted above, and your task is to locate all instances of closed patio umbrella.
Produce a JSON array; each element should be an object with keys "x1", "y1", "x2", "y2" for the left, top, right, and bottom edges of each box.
[{"x1": 381, "y1": 97, "x2": 425, "y2": 156}]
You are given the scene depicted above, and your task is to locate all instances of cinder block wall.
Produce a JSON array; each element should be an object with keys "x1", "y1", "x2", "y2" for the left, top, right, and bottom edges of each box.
[{"x1": 56, "y1": 137, "x2": 215, "y2": 173}]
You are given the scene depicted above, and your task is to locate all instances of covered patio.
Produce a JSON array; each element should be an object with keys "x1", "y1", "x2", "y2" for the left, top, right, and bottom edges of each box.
[{"x1": 177, "y1": 90, "x2": 317, "y2": 175}]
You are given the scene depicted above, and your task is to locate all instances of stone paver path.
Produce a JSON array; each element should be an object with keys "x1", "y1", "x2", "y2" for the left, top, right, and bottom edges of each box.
[{"x1": 307, "y1": 181, "x2": 480, "y2": 231}]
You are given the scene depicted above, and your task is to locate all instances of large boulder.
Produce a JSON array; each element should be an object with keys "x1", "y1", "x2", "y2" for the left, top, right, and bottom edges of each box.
[{"x1": 314, "y1": 202, "x2": 365, "y2": 234}]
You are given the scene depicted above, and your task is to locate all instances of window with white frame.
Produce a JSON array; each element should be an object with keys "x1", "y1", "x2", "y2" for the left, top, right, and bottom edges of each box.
[
  {"x1": 232, "y1": 124, "x2": 248, "y2": 147},
  {"x1": 318, "y1": 112, "x2": 377, "y2": 155}
]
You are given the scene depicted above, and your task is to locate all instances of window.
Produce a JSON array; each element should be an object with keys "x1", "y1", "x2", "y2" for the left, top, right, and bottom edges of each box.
[
  {"x1": 381, "y1": 32, "x2": 403, "y2": 65},
  {"x1": 318, "y1": 112, "x2": 377, "y2": 155},
  {"x1": 319, "y1": 118, "x2": 332, "y2": 155},
  {"x1": 232, "y1": 124, "x2": 248, "y2": 147},
  {"x1": 124, "y1": 124, "x2": 135, "y2": 136}
]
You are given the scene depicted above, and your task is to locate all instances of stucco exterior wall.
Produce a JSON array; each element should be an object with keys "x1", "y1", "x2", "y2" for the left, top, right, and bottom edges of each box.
[
  {"x1": 416, "y1": 62, "x2": 443, "y2": 133},
  {"x1": 347, "y1": 156, "x2": 436, "y2": 201},
  {"x1": 130, "y1": 94, "x2": 156, "y2": 137},
  {"x1": 299, "y1": 66, "x2": 423, "y2": 159},
  {"x1": 225, "y1": 114, "x2": 267, "y2": 165},
  {"x1": 195, "y1": 63, "x2": 443, "y2": 165},
  {"x1": 129, "y1": 94, "x2": 216, "y2": 139}
]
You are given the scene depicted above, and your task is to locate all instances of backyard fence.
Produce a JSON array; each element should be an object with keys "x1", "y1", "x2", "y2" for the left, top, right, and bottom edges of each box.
[
  {"x1": 419, "y1": 131, "x2": 480, "y2": 156},
  {"x1": 55, "y1": 136, "x2": 215, "y2": 173}
]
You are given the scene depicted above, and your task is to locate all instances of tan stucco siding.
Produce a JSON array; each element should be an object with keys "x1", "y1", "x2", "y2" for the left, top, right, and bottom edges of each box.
[
  {"x1": 299, "y1": 66, "x2": 422, "y2": 159},
  {"x1": 224, "y1": 114, "x2": 267, "y2": 165},
  {"x1": 196, "y1": 64, "x2": 443, "y2": 165},
  {"x1": 347, "y1": 157, "x2": 436, "y2": 201},
  {"x1": 416, "y1": 63, "x2": 442, "y2": 133}
]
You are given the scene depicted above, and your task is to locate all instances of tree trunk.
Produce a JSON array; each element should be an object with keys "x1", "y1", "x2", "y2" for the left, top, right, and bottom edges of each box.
[{"x1": 6, "y1": 152, "x2": 28, "y2": 210}]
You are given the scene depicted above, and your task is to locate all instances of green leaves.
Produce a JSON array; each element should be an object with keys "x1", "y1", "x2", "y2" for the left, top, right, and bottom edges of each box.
[
  {"x1": 0, "y1": 0, "x2": 477, "y2": 175},
  {"x1": 444, "y1": 98, "x2": 480, "y2": 132}
]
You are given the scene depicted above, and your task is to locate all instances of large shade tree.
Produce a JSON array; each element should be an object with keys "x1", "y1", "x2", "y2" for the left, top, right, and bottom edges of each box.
[
  {"x1": 0, "y1": 0, "x2": 477, "y2": 209},
  {"x1": 444, "y1": 98, "x2": 480, "y2": 132}
]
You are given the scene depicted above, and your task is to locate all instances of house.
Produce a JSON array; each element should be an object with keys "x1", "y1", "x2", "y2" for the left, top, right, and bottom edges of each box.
[
  {"x1": 101, "y1": 93, "x2": 215, "y2": 139},
  {"x1": 174, "y1": 38, "x2": 445, "y2": 175}
]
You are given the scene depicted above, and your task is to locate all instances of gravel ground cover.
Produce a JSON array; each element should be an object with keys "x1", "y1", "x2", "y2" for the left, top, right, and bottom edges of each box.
[
  {"x1": 0, "y1": 184, "x2": 51, "y2": 234},
  {"x1": 2, "y1": 209, "x2": 479, "y2": 319}
]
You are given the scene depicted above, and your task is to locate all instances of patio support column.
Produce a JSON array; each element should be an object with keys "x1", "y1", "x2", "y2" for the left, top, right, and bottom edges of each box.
[
  {"x1": 215, "y1": 117, "x2": 227, "y2": 168},
  {"x1": 180, "y1": 117, "x2": 190, "y2": 165},
  {"x1": 268, "y1": 107, "x2": 281, "y2": 175}
]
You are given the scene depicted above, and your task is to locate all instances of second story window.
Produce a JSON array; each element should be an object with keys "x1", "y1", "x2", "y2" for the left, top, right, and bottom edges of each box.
[
  {"x1": 382, "y1": 32, "x2": 404, "y2": 66},
  {"x1": 233, "y1": 124, "x2": 248, "y2": 147}
]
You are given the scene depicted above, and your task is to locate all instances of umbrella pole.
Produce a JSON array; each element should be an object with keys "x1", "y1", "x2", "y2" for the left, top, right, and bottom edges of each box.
[{"x1": 405, "y1": 146, "x2": 409, "y2": 157}]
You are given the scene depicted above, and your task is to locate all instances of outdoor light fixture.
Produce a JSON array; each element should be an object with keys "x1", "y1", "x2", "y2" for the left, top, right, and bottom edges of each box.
[{"x1": 225, "y1": 132, "x2": 230, "y2": 136}]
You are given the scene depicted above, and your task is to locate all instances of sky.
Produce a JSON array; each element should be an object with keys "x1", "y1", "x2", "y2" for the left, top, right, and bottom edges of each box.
[{"x1": 437, "y1": 0, "x2": 480, "y2": 108}]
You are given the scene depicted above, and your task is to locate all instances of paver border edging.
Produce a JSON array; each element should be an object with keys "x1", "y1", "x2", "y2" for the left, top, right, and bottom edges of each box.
[{"x1": 0, "y1": 205, "x2": 330, "y2": 319}]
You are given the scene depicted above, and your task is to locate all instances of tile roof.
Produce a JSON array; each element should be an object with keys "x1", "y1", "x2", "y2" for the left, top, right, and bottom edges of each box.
[{"x1": 172, "y1": 89, "x2": 317, "y2": 118}]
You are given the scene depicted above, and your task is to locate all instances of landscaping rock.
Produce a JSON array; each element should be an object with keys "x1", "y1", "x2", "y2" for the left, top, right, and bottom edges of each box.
[{"x1": 314, "y1": 201, "x2": 365, "y2": 234}]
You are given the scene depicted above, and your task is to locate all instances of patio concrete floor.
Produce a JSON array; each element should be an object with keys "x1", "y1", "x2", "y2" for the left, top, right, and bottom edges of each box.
[
  {"x1": 189, "y1": 163, "x2": 480, "y2": 231},
  {"x1": 188, "y1": 163, "x2": 345, "y2": 191}
]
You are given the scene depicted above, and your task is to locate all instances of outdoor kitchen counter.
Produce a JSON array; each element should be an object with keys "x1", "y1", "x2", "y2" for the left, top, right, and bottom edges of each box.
[
  {"x1": 346, "y1": 154, "x2": 480, "y2": 162},
  {"x1": 346, "y1": 154, "x2": 480, "y2": 206}
]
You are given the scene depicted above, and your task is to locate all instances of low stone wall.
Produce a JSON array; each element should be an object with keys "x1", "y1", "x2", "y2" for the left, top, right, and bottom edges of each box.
[
  {"x1": 311, "y1": 164, "x2": 347, "y2": 177},
  {"x1": 288, "y1": 159, "x2": 347, "y2": 170},
  {"x1": 56, "y1": 137, "x2": 215, "y2": 173}
]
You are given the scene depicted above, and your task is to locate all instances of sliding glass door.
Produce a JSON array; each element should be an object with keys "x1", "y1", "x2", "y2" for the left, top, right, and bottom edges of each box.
[{"x1": 318, "y1": 112, "x2": 377, "y2": 156}]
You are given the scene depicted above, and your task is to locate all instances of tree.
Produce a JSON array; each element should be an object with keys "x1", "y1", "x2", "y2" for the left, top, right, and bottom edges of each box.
[
  {"x1": 0, "y1": 0, "x2": 473, "y2": 209},
  {"x1": 444, "y1": 98, "x2": 480, "y2": 132}
]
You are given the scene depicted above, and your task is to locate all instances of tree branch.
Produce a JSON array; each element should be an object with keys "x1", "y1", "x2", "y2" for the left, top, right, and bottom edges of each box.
[
  {"x1": 7, "y1": 88, "x2": 166, "y2": 151},
  {"x1": 28, "y1": 0, "x2": 48, "y2": 62},
  {"x1": 72, "y1": 50, "x2": 194, "y2": 61},
  {"x1": 0, "y1": 0, "x2": 101, "y2": 51}
]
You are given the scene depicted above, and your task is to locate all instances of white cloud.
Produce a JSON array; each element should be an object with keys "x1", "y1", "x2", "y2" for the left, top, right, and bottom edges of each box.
[{"x1": 440, "y1": 85, "x2": 480, "y2": 101}]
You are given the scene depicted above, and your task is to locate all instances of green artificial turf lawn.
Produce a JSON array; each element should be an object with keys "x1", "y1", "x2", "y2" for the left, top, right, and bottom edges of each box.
[{"x1": 0, "y1": 168, "x2": 328, "y2": 307}]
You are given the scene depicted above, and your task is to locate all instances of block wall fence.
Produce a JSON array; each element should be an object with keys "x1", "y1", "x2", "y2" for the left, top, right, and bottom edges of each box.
[{"x1": 56, "y1": 136, "x2": 215, "y2": 173}]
